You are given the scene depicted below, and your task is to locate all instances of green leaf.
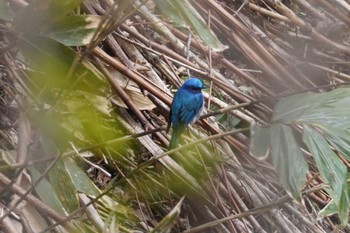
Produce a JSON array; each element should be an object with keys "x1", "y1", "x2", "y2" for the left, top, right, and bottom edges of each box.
[
  {"x1": 297, "y1": 89, "x2": 350, "y2": 127},
  {"x1": 249, "y1": 124, "x2": 270, "y2": 158},
  {"x1": 41, "y1": 15, "x2": 101, "y2": 46},
  {"x1": 40, "y1": 137, "x2": 79, "y2": 213},
  {"x1": 154, "y1": 0, "x2": 184, "y2": 26},
  {"x1": 319, "y1": 200, "x2": 337, "y2": 217},
  {"x1": 273, "y1": 88, "x2": 350, "y2": 127},
  {"x1": 271, "y1": 88, "x2": 350, "y2": 224},
  {"x1": 18, "y1": 35, "x2": 107, "y2": 97},
  {"x1": 64, "y1": 158, "x2": 101, "y2": 197},
  {"x1": 29, "y1": 167, "x2": 67, "y2": 215},
  {"x1": 154, "y1": 0, "x2": 227, "y2": 52},
  {"x1": 49, "y1": 158, "x2": 79, "y2": 213},
  {"x1": 323, "y1": 126, "x2": 350, "y2": 161},
  {"x1": 13, "y1": 0, "x2": 82, "y2": 33},
  {"x1": 272, "y1": 92, "x2": 318, "y2": 123},
  {"x1": 19, "y1": 35, "x2": 130, "y2": 154},
  {"x1": 303, "y1": 126, "x2": 349, "y2": 225},
  {"x1": 0, "y1": 0, "x2": 13, "y2": 20},
  {"x1": 150, "y1": 196, "x2": 184, "y2": 233},
  {"x1": 270, "y1": 124, "x2": 308, "y2": 200}
]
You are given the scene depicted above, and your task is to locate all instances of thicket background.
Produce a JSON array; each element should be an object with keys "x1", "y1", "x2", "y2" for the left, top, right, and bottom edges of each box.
[{"x1": 1, "y1": 0, "x2": 350, "y2": 232}]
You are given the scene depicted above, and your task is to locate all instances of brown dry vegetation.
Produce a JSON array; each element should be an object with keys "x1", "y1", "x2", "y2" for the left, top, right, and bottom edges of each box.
[{"x1": 0, "y1": 0, "x2": 350, "y2": 232}]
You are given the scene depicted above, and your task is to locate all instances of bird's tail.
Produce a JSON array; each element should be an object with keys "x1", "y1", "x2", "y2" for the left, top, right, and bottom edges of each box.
[
  {"x1": 169, "y1": 125, "x2": 185, "y2": 149},
  {"x1": 169, "y1": 132, "x2": 179, "y2": 149}
]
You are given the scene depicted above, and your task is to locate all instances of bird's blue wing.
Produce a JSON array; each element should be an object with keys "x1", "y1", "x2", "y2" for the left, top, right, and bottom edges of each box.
[
  {"x1": 179, "y1": 107, "x2": 196, "y2": 125},
  {"x1": 170, "y1": 87, "x2": 204, "y2": 126},
  {"x1": 170, "y1": 91, "x2": 182, "y2": 125},
  {"x1": 177, "y1": 93, "x2": 203, "y2": 125}
]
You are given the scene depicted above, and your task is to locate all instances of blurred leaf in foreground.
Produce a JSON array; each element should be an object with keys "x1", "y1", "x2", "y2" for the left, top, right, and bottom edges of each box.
[
  {"x1": 273, "y1": 88, "x2": 350, "y2": 128},
  {"x1": 17, "y1": 34, "x2": 134, "y2": 221},
  {"x1": 250, "y1": 123, "x2": 308, "y2": 201},
  {"x1": 0, "y1": 0, "x2": 13, "y2": 21},
  {"x1": 252, "y1": 88, "x2": 350, "y2": 225},
  {"x1": 249, "y1": 124, "x2": 270, "y2": 159},
  {"x1": 19, "y1": 35, "x2": 130, "y2": 152},
  {"x1": 13, "y1": 0, "x2": 82, "y2": 33},
  {"x1": 277, "y1": 88, "x2": 350, "y2": 224},
  {"x1": 303, "y1": 126, "x2": 349, "y2": 225},
  {"x1": 269, "y1": 124, "x2": 307, "y2": 200}
]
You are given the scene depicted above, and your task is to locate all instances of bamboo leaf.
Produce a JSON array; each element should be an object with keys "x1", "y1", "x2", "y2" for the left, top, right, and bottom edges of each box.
[
  {"x1": 13, "y1": 0, "x2": 82, "y2": 33},
  {"x1": 154, "y1": 0, "x2": 184, "y2": 26},
  {"x1": 272, "y1": 93, "x2": 318, "y2": 123},
  {"x1": 40, "y1": 134, "x2": 78, "y2": 213},
  {"x1": 319, "y1": 200, "x2": 337, "y2": 217},
  {"x1": 49, "y1": 158, "x2": 79, "y2": 213},
  {"x1": 249, "y1": 124, "x2": 270, "y2": 159},
  {"x1": 273, "y1": 88, "x2": 350, "y2": 127},
  {"x1": 303, "y1": 126, "x2": 349, "y2": 225},
  {"x1": 64, "y1": 158, "x2": 101, "y2": 197},
  {"x1": 323, "y1": 126, "x2": 350, "y2": 161},
  {"x1": 41, "y1": 15, "x2": 101, "y2": 46},
  {"x1": 154, "y1": 0, "x2": 227, "y2": 52},
  {"x1": 272, "y1": 88, "x2": 350, "y2": 224},
  {"x1": 150, "y1": 196, "x2": 185, "y2": 233},
  {"x1": 270, "y1": 124, "x2": 308, "y2": 200},
  {"x1": 296, "y1": 88, "x2": 350, "y2": 127},
  {"x1": 18, "y1": 35, "x2": 108, "y2": 95},
  {"x1": 29, "y1": 167, "x2": 67, "y2": 216}
]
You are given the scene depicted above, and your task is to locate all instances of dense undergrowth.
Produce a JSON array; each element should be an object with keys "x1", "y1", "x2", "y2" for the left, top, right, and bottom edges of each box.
[{"x1": 0, "y1": 0, "x2": 350, "y2": 232}]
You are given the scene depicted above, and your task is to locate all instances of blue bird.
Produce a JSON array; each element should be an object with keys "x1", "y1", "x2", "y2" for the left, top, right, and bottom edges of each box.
[{"x1": 167, "y1": 77, "x2": 204, "y2": 149}]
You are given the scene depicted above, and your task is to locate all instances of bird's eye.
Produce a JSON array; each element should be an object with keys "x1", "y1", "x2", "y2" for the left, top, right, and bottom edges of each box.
[{"x1": 189, "y1": 86, "x2": 201, "y2": 91}]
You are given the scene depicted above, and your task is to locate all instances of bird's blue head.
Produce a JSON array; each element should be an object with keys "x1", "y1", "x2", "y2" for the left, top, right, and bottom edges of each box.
[{"x1": 181, "y1": 77, "x2": 203, "y2": 93}]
